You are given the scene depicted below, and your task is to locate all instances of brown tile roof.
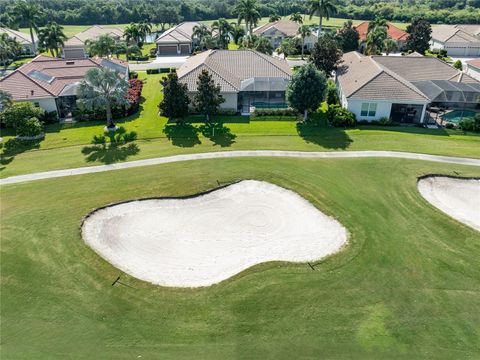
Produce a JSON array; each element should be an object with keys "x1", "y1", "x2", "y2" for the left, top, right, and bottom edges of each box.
[
  {"x1": 336, "y1": 52, "x2": 427, "y2": 102},
  {"x1": 0, "y1": 55, "x2": 128, "y2": 100},
  {"x1": 354, "y1": 22, "x2": 408, "y2": 42},
  {"x1": 64, "y1": 25, "x2": 124, "y2": 47},
  {"x1": 177, "y1": 50, "x2": 292, "y2": 92},
  {"x1": 0, "y1": 27, "x2": 37, "y2": 45},
  {"x1": 156, "y1": 22, "x2": 203, "y2": 44},
  {"x1": 253, "y1": 20, "x2": 300, "y2": 37}
]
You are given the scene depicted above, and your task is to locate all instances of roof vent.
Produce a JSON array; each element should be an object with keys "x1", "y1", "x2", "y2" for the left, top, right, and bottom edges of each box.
[{"x1": 66, "y1": 61, "x2": 75, "y2": 65}]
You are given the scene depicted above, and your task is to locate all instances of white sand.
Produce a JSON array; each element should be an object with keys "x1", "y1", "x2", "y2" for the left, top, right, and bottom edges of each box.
[
  {"x1": 418, "y1": 176, "x2": 480, "y2": 231},
  {"x1": 81, "y1": 180, "x2": 348, "y2": 287}
]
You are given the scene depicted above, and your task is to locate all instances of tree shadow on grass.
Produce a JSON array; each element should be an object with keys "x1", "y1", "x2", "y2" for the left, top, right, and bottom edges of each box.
[
  {"x1": 0, "y1": 138, "x2": 41, "y2": 170},
  {"x1": 81, "y1": 143, "x2": 140, "y2": 164},
  {"x1": 163, "y1": 123, "x2": 201, "y2": 147},
  {"x1": 296, "y1": 122, "x2": 353, "y2": 150},
  {"x1": 199, "y1": 122, "x2": 237, "y2": 147}
]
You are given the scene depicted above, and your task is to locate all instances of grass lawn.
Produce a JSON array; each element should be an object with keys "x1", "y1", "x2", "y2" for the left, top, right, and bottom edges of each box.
[
  {"x1": 1, "y1": 71, "x2": 479, "y2": 178},
  {"x1": 1, "y1": 157, "x2": 480, "y2": 358}
]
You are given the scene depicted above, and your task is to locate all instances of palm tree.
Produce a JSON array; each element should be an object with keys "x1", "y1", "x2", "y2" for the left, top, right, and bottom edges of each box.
[
  {"x1": 124, "y1": 23, "x2": 142, "y2": 46},
  {"x1": 365, "y1": 28, "x2": 387, "y2": 55},
  {"x1": 308, "y1": 0, "x2": 337, "y2": 36},
  {"x1": 290, "y1": 12, "x2": 303, "y2": 24},
  {"x1": 86, "y1": 34, "x2": 116, "y2": 57},
  {"x1": 383, "y1": 38, "x2": 398, "y2": 55},
  {"x1": 12, "y1": 0, "x2": 42, "y2": 53},
  {"x1": 137, "y1": 21, "x2": 152, "y2": 43},
  {"x1": 298, "y1": 25, "x2": 312, "y2": 59},
  {"x1": 192, "y1": 24, "x2": 212, "y2": 51},
  {"x1": 77, "y1": 67, "x2": 129, "y2": 129},
  {"x1": 235, "y1": 0, "x2": 261, "y2": 34},
  {"x1": 368, "y1": 18, "x2": 389, "y2": 34},
  {"x1": 0, "y1": 33, "x2": 22, "y2": 70},
  {"x1": 269, "y1": 13, "x2": 281, "y2": 23},
  {"x1": 231, "y1": 23, "x2": 246, "y2": 45},
  {"x1": 212, "y1": 18, "x2": 233, "y2": 49},
  {"x1": 38, "y1": 22, "x2": 67, "y2": 57}
]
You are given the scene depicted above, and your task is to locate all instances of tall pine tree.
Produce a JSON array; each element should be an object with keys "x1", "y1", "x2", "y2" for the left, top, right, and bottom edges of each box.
[
  {"x1": 194, "y1": 70, "x2": 225, "y2": 122},
  {"x1": 159, "y1": 72, "x2": 190, "y2": 122}
]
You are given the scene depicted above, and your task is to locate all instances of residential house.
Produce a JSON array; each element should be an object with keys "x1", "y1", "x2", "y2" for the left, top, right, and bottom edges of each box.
[
  {"x1": 177, "y1": 50, "x2": 292, "y2": 114},
  {"x1": 431, "y1": 25, "x2": 480, "y2": 56},
  {"x1": 354, "y1": 21, "x2": 408, "y2": 52},
  {"x1": 0, "y1": 55, "x2": 128, "y2": 118},
  {"x1": 155, "y1": 22, "x2": 205, "y2": 56},
  {"x1": 466, "y1": 59, "x2": 480, "y2": 81},
  {"x1": 62, "y1": 25, "x2": 124, "y2": 59},
  {"x1": 336, "y1": 51, "x2": 480, "y2": 123},
  {"x1": 0, "y1": 27, "x2": 37, "y2": 55},
  {"x1": 253, "y1": 20, "x2": 318, "y2": 51}
]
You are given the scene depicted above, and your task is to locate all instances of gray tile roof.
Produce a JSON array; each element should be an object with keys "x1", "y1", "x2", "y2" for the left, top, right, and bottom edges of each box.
[
  {"x1": 177, "y1": 50, "x2": 292, "y2": 92},
  {"x1": 64, "y1": 25, "x2": 123, "y2": 47},
  {"x1": 337, "y1": 51, "x2": 480, "y2": 103},
  {"x1": 431, "y1": 25, "x2": 480, "y2": 44},
  {"x1": 253, "y1": 20, "x2": 299, "y2": 37},
  {"x1": 0, "y1": 27, "x2": 37, "y2": 45},
  {"x1": 156, "y1": 22, "x2": 202, "y2": 44}
]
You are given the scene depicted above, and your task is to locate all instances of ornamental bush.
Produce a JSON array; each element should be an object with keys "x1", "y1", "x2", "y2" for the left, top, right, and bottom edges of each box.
[
  {"x1": 458, "y1": 116, "x2": 480, "y2": 132},
  {"x1": 0, "y1": 102, "x2": 44, "y2": 129},
  {"x1": 327, "y1": 105, "x2": 356, "y2": 127},
  {"x1": 16, "y1": 117, "x2": 43, "y2": 137}
]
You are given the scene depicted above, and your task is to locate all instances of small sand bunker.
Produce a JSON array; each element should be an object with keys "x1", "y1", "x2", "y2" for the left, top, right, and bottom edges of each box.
[
  {"x1": 418, "y1": 176, "x2": 480, "y2": 231},
  {"x1": 82, "y1": 180, "x2": 348, "y2": 287}
]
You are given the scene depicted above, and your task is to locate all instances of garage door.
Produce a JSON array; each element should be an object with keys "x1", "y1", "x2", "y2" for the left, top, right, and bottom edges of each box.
[
  {"x1": 445, "y1": 46, "x2": 466, "y2": 56},
  {"x1": 179, "y1": 44, "x2": 190, "y2": 54},
  {"x1": 158, "y1": 45, "x2": 178, "y2": 55},
  {"x1": 466, "y1": 46, "x2": 480, "y2": 56}
]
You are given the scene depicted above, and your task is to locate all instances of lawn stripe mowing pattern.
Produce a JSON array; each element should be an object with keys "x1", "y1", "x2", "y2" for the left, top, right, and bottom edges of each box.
[
  {"x1": 1, "y1": 72, "x2": 479, "y2": 179},
  {"x1": 1, "y1": 157, "x2": 480, "y2": 358},
  {"x1": 2, "y1": 150, "x2": 480, "y2": 185}
]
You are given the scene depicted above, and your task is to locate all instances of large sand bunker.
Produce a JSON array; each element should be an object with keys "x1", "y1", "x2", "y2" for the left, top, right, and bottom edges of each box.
[
  {"x1": 81, "y1": 180, "x2": 348, "y2": 287},
  {"x1": 418, "y1": 176, "x2": 480, "y2": 231}
]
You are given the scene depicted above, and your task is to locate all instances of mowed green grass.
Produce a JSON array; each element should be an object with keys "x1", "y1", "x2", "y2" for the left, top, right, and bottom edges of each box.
[
  {"x1": 1, "y1": 157, "x2": 480, "y2": 358},
  {"x1": 1, "y1": 71, "x2": 479, "y2": 179}
]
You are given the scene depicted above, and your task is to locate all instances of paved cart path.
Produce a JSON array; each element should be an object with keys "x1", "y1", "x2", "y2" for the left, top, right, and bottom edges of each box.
[{"x1": 1, "y1": 150, "x2": 480, "y2": 185}]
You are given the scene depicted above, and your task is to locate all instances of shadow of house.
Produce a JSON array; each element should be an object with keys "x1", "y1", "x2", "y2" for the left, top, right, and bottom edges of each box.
[
  {"x1": 199, "y1": 123, "x2": 237, "y2": 147},
  {"x1": 163, "y1": 123, "x2": 201, "y2": 147},
  {"x1": 296, "y1": 123, "x2": 353, "y2": 150}
]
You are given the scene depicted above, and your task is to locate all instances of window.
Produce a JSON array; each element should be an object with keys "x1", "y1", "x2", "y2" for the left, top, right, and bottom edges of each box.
[{"x1": 361, "y1": 103, "x2": 377, "y2": 117}]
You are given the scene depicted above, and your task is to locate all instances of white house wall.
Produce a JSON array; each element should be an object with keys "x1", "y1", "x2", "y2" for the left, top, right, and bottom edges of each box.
[
  {"x1": 18, "y1": 97, "x2": 58, "y2": 113},
  {"x1": 220, "y1": 93, "x2": 238, "y2": 110},
  {"x1": 345, "y1": 99, "x2": 427, "y2": 122}
]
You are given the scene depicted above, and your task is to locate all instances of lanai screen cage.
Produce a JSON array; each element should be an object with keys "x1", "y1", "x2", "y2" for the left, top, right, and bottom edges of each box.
[{"x1": 412, "y1": 80, "x2": 480, "y2": 106}]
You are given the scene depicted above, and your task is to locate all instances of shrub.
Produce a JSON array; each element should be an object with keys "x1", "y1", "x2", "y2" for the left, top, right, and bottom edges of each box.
[
  {"x1": 444, "y1": 122, "x2": 455, "y2": 129},
  {"x1": 0, "y1": 102, "x2": 45, "y2": 128},
  {"x1": 129, "y1": 71, "x2": 139, "y2": 79},
  {"x1": 327, "y1": 105, "x2": 356, "y2": 127},
  {"x1": 326, "y1": 80, "x2": 339, "y2": 105},
  {"x1": 216, "y1": 108, "x2": 238, "y2": 115},
  {"x1": 253, "y1": 108, "x2": 299, "y2": 117},
  {"x1": 125, "y1": 79, "x2": 143, "y2": 114},
  {"x1": 16, "y1": 117, "x2": 43, "y2": 137},
  {"x1": 41, "y1": 111, "x2": 59, "y2": 124},
  {"x1": 453, "y1": 60, "x2": 462, "y2": 70},
  {"x1": 458, "y1": 117, "x2": 480, "y2": 132},
  {"x1": 146, "y1": 68, "x2": 159, "y2": 74}
]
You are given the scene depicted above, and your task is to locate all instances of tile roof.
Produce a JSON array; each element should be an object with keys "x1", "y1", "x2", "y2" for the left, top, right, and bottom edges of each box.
[
  {"x1": 253, "y1": 20, "x2": 300, "y2": 37},
  {"x1": 0, "y1": 27, "x2": 37, "y2": 45},
  {"x1": 467, "y1": 59, "x2": 480, "y2": 69},
  {"x1": 0, "y1": 55, "x2": 128, "y2": 100},
  {"x1": 64, "y1": 25, "x2": 124, "y2": 47},
  {"x1": 336, "y1": 52, "x2": 427, "y2": 102},
  {"x1": 354, "y1": 22, "x2": 408, "y2": 42},
  {"x1": 431, "y1": 25, "x2": 480, "y2": 44},
  {"x1": 177, "y1": 50, "x2": 292, "y2": 92},
  {"x1": 156, "y1": 22, "x2": 202, "y2": 44},
  {"x1": 337, "y1": 51, "x2": 480, "y2": 103}
]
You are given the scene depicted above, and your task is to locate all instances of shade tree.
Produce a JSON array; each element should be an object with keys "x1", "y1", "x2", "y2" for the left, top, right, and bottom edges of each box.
[
  {"x1": 193, "y1": 69, "x2": 224, "y2": 122},
  {"x1": 159, "y1": 72, "x2": 190, "y2": 122}
]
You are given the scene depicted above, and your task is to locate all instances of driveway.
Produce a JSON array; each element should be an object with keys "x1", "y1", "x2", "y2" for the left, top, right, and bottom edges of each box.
[{"x1": 129, "y1": 56, "x2": 189, "y2": 71}]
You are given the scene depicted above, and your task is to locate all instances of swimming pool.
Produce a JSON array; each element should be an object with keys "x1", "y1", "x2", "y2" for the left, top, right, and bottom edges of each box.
[{"x1": 441, "y1": 110, "x2": 477, "y2": 124}]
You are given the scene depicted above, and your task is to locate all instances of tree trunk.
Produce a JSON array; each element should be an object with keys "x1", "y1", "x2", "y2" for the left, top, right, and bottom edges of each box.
[
  {"x1": 301, "y1": 38, "x2": 305, "y2": 59},
  {"x1": 206, "y1": 113, "x2": 210, "y2": 122},
  {"x1": 29, "y1": 26, "x2": 36, "y2": 53},
  {"x1": 319, "y1": 15, "x2": 323, "y2": 36},
  {"x1": 303, "y1": 109, "x2": 308, "y2": 122},
  {"x1": 106, "y1": 101, "x2": 114, "y2": 128}
]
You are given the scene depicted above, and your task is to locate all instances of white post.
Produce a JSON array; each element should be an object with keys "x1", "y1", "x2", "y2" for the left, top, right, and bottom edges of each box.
[{"x1": 420, "y1": 103, "x2": 427, "y2": 124}]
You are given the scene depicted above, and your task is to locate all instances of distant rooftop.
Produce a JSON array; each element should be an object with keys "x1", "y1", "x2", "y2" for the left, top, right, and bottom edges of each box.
[
  {"x1": 0, "y1": 27, "x2": 37, "y2": 45},
  {"x1": 156, "y1": 22, "x2": 203, "y2": 44},
  {"x1": 354, "y1": 22, "x2": 408, "y2": 42},
  {"x1": 253, "y1": 20, "x2": 300, "y2": 37},
  {"x1": 64, "y1": 25, "x2": 124, "y2": 47}
]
